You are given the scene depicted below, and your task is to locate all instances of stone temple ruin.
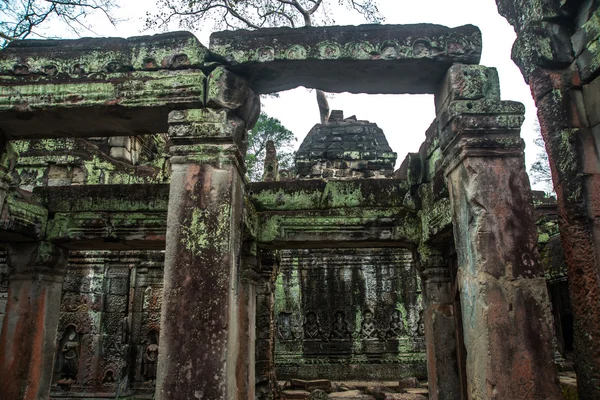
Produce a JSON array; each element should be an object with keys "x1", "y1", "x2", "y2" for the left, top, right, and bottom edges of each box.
[{"x1": 0, "y1": 1, "x2": 599, "y2": 399}]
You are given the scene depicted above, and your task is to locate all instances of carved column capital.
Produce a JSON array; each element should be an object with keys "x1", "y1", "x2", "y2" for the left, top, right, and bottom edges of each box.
[
  {"x1": 167, "y1": 108, "x2": 247, "y2": 172},
  {"x1": 7, "y1": 241, "x2": 67, "y2": 281},
  {"x1": 439, "y1": 100, "x2": 526, "y2": 176}
]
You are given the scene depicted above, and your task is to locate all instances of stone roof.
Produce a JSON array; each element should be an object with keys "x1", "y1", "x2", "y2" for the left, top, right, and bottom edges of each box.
[{"x1": 295, "y1": 111, "x2": 396, "y2": 179}]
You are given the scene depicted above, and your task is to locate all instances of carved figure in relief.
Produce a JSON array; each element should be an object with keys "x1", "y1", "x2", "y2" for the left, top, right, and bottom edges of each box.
[
  {"x1": 57, "y1": 326, "x2": 79, "y2": 384},
  {"x1": 303, "y1": 311, "x2": 322, "y2": 340},
  {"x1": 330, "y1": 311, "x2": 350, "y2": 340},
  {"x1": 102, "y1": 370, "x2": 115, "y2": 383},
  {"x1": 416, "y1": 311, "x2": 425, "y2": 337},
  {"x1": 277, "y1": 312, "x2": 295, "y2": 340},
  {"x1": 142, "y1": 330, "x2": 159, "y2": 383},
  {"x1": 386, "y1": 310, "x2": 404, "y2": 339},
  {"x1": 360, "y1": 309, "x2": 378, "y2": 340}
]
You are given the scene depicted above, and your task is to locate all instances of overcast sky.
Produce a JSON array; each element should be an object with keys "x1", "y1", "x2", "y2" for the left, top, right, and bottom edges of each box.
[{"x1": 35, "y1": 0, "x2": 544, "y2": 188}]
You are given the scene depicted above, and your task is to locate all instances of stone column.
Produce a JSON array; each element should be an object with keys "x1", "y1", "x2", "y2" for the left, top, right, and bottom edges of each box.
[
  {"x1": 439, "y1": 64, "x2": 562, "y2": 399},
  {"x1": 0, "y1": 138, "x2": 17, "y2": 214},
  {"x1": 420, "y1": 253, "x2": 461, "y2": 400},
  {"x1": 255, "y1": 251, "x2": 278, "y2": 400},
  {"x1": 0, "y1": 242, "x2": 68, "y2": 400},
  {"x1": 495, "y1": 3, "x2": 600, "y2": 396},
  {"x1": 155, "y1": 108, "x2": 250, "y2": 400}
]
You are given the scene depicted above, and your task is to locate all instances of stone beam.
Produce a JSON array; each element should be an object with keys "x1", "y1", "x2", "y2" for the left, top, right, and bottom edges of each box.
[
  {"x1": 0, "y1": 70, "x2": 205, "y2": 139},
  {"x1": 257, "y1": 207, "x2": 419, "y2": 248},
  {"x1": 0, "y1": 32, "x2": 209, "y2": 139},
  {"x1": 248, "y1": 179, "x2": 412, "y2": 211},
  {"x1": 32, "y1": 184, "x2": 169, "y2": 250},
  {"x1": 33, "y1": 184, "x2": 169, "y2": 213},
  {"x1": 210, "y1": 24, "x2": 482, "y2": 94}
]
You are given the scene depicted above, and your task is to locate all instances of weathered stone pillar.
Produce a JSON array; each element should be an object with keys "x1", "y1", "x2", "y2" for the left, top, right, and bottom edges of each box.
[
  {"x1": 0, "y1": 242, "x2": 68, "y2": 400},
  {"x1": 155, "y1": 108, "x2": 250, "y2": 400},
  {"x1": 240, "y1": 251, "x2": 259, "y2": 400},
  {"x1": 0, "y1": 138, "x2": 16, "y2": 213},
  {"x1": 439, "y1": 64, "x2": 561, "y2": 399},
  {"x1": 255, "y1": 250, "x2": 278, "y2": 400},
  {"x1": 495, "y1": 2, "x2": 600, "y2": 396},
  {"x1": 420, "y1": 252, "x2": 461, "y2": 400}
]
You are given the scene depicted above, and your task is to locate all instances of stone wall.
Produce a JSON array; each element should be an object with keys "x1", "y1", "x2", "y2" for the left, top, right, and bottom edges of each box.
[
  {"x1": 273, "y1": 248, "x2": 426, "y2": 381},
  {"x1": 48, "y1": 250, "x2": 164, "y2": 399}
]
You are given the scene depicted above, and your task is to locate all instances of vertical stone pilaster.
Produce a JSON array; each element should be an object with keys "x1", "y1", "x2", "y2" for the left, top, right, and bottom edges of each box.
[
  {"x1": 155, "y1": 108, "x2": 249, "y2": 400},
  {"x1": 0, "y1": 242, "x2": 68, "y2": 400},
  {"x1": 255, "y1": 250, "x2": 278, "y2": 400},
  {"x1": 0, "y1": 139, "x2": 17, "y2": 213},
  {"x1": 420, "y1": 252, "x2": 461, "y2": 400},
  {"x1": 494, "y1": 2, "x2": 600, "y2": 395},
  {"x1": 441, "y1": 95, "x2": 562, "y2": 398}
]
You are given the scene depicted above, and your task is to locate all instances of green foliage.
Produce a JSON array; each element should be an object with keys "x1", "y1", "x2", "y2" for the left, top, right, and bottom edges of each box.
[
  {"x1": 246, "y1": 112, "x2": 296, "y2": 182},
  {"x1": 148, "y1": 0, "x2": 383, "y2": 31},
  {"x1": 0, "y1": 0, "x2": 117, "y2": 47},
  {"x1": 529, "y1": 120, "x2": 554, "y2": 194}
]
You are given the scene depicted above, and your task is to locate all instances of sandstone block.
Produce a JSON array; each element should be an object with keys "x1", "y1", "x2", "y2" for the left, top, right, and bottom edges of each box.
[
  {"x1": 109, "y1": 147, "x2": 132, "y2": 163},
  {"x1": 329, "y1": 390, "x2": 375, "y2": 399},
  {"x1": 435, "y1": 64, "x2": 500, "y2": 114},
  {"x1": 284, "y1": 390, "x2": 311, "y2": 399},
  {"x1": 309, "y1": 389, "x2": 330, "y2": 400},
  {"x1": 397, "y1": 377, "x2": 420, "y2": 390},
  {"x1": 512, "y1": 21, "x2": 574, "y2": 82},
  {"x1": 108, "y1": 136, "x2": 132, "y2": 149},
  {"x1": 365, "y1": 385, "x2": 396, "y2": 400},
  {"x1": 383, "y1": 394, "x2": 427, "y2": 400},
  {"x1": 210, "y1": 24, "x2": 481, "y2": 94},
  {"x1": 206, "y1": 66, "x2": 250, "y2": 110}
]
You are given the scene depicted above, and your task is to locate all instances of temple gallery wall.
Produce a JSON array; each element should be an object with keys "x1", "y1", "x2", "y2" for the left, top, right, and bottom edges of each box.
[{"x1": 0, "y1": 1, "x2": 599, "y2": 399}]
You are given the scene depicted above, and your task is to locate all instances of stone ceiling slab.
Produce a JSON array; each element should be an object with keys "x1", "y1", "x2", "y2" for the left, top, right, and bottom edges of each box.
[{"x1": 210, "y1": 24, "x2": 482, "y2": 94}]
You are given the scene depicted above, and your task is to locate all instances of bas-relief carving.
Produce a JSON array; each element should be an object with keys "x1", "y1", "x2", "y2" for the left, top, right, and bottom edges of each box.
[
  {"x1": 303, "y1": 311, "x2": 323, "y2": 340},
  {"x1": 274, "y1": 248, "x2": 426, "y2": 380},
  {"x1": 142, "y1": 330, "x2": 159, "y2": 383},
  {"x1": 386, "y1": 310, "x2": 405, "y2": 339},
  {"x1": 49, "y1": 252, "x2": 165, "y2": 397},
  {"x1": 277, "y1": 312, "x2": 295, "y2": 341},
  {"x1": 330, "y1": 311, "x2": 351, "y2": 340},
  {"x1": 277, "y1": 309, "x2": 415, "y2": 343},
  {"x1": 359, "y1": 309, "x2": 378, "y2": 340},
  {"x1": 56, "y1": 325, "x2": 80, "y2": 386}
]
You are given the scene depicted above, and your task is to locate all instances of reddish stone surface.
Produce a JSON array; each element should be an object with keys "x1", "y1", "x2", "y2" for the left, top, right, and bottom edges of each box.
[
  {"x1": 421, "y1": 264, "x2": 461, "y2": 400},
  {"x1": 447, "y1": 153, "x2": 562, "y2": 399},
  {"x1": 0, "y1": 242, "x2": 67, "y2": 400},
  {"x1": 532, "y1": 68, "x2": 600, "y2": 399},
  {"x1": 155, "y1": 160, "x2": 247, "y2": 400}
]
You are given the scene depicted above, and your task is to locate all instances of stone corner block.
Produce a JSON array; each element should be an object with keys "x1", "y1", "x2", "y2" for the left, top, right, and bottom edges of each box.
[
  {"x1": 435, "y1": 64, "x2": 501, "y2": 114},
  {"x1": 168, "y1": 108, "x2": 247, "y2": 151}
]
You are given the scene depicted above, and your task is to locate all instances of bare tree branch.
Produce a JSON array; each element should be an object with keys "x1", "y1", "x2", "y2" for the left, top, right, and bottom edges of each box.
[
  {"x1": 146, "y1": 0, "x2": 383, "y2": 32},
  {"x1": 1, "y1": 0, "x2": 117, "y2": 47}
]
